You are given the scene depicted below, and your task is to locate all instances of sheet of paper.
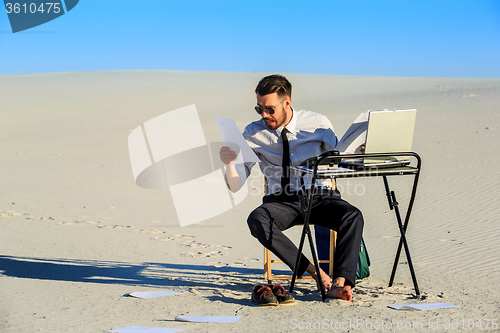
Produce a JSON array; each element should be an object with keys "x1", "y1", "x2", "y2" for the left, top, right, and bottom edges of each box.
[
  {"x1": 124, "y1": 291, "x2": 184, "y2": 299},
  {"x1": 388, "y1": 303, "x2": 460, "y2": 311},
  {"x1": 174, "y1": 316, "x2": 241, "y2": 323},
  {"x1": 106, "y1": 326, "x2": 183, "y2": 333},
  {"x1": 215, "y1": 115, "x2": 260, "y2": 164}
]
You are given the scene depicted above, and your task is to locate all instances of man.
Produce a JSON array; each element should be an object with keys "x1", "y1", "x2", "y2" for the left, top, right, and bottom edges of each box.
[{"x1": 220, "y1": 74, "x2": 364, "y2": 302}]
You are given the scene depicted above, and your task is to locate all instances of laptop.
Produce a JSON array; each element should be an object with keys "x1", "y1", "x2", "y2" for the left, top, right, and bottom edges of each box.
[{"x1": 339, "y1": 109, "x2": 417, "y2": 169}]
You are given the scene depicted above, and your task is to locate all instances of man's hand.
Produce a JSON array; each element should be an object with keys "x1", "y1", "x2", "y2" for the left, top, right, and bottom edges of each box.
[
  {"x1": 220, "y1": 146, "x2": 238, "y2": 165},
  {"x1": 355, "y1": 144, "x2": 365, "y2": 154}
]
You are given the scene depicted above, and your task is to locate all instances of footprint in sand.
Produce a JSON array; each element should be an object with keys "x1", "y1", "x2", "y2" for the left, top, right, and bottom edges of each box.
[
  {"x1": 183, "y1": 243, "x2": 231, "y2": 257},
  {"x1": 98, "y1": 224, "x2": 133, "y2": 229},
  {"x1": 58, "y1": 220, "x2": 132, "y2": 229},
  {"x1": 242, "y1": 258, "x2": 260, "y2": 263},
  {"x1": 134, "y1": 229, "x2": 166, "y2": 234},
  {"x1": 187, "y1": 250, "x2": 225, "y2": 257},
  {"x1": 58, "y1": 221, "x2": 79, "y2": 225},
  {"x1": 0, "y1": 211, "x2": 24, "y2": 217},
  {"x1": 182, "y1": 241, "x2": 231, "y2": 250},
  {"x1": 26, "y1": 216, "x2": 55, "y2": 220},
  {"x1": 58, "y1": 220, "x2": 92, "y2": 225},
  {"x1": 155, "y1": 234, "x2": 196, "y2": 241}
]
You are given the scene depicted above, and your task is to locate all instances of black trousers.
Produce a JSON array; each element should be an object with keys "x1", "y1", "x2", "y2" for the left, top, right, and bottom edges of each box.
[{"x1": 247, "y1": 189, "x2": 364, "y2": 287}]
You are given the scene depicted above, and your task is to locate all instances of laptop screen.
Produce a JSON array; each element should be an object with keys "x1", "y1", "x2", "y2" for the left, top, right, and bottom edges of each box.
[{"x1": 365, "y1": 109, "x2": 417, "y2": 155}]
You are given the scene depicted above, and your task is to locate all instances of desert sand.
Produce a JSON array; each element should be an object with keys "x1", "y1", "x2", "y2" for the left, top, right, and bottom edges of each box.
[{"x1": 1, "y1": 70, "x2": 499, "y2": 332}]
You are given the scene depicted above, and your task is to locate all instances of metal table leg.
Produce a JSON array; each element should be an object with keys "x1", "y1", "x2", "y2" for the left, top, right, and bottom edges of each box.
[{"x1": 383, "y1": 176, "x2": 421, "y2": 297}]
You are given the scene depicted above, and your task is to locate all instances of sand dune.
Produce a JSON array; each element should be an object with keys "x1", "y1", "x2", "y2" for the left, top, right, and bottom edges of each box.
[{"x1": 1, "y1": 71, "x2": 499, "y2": 332}]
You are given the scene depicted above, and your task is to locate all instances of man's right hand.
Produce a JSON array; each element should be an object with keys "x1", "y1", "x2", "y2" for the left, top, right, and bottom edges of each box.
[{"x1": 220, "y1": 146, "x2": 238, "y2": 165}]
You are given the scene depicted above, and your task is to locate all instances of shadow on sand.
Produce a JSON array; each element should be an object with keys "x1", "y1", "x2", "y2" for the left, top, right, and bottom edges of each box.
[{"x1": 0, "y1": 254, "x2": 298, "y2": 289}]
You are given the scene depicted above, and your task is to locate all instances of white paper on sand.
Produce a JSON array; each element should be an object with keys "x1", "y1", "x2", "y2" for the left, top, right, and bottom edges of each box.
[
  {"x1": 124, "y1": 291, "x2": 184, "y2": 299},
  {"x1": 215, "y1": 115, "x2": 260, "y2": 164},
  {"x1": 335, "y1": 111, "x2": 369, "y2": 154},
  {"x1": 174, "y1": 315, "x2": 241, "y2": 323},
  {"x1": 106, "y1": 327, "x2": 183, "y2": 333},
  {"x1": 388, "y1": 303, "x2": 460, "y2": 311}
]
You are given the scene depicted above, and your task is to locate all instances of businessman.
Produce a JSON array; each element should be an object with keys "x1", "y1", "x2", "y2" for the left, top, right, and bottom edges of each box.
[{"x1": 220, "y1": 74, "x2": 364, "y2": 302}]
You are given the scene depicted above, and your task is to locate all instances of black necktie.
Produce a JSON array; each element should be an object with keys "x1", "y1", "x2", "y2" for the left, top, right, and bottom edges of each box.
[{"x1": 281, "y1": 128, "x2": 290, "y2": 193}]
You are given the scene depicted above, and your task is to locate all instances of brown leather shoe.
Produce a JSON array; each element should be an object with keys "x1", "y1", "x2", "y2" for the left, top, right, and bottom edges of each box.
[
  {"x1": 251, "y1": 285, "x2": 279, "y2": 306},
  {"x1": 268, "y1": 284, "x2": 295, "y2": 304}
]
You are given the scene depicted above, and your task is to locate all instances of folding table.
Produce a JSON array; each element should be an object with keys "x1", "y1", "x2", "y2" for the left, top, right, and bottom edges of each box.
[{"x1": 289, "y1": 151, "x2": 422, "y2": 301}]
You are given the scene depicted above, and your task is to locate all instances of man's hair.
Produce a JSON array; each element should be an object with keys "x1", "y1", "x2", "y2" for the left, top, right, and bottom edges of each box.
[{"x1": 255, "y1": 74, "x2": 292, "y2": 98}]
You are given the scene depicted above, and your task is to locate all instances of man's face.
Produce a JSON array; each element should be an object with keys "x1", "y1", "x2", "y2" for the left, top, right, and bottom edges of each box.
[{"x1": 256, "y1": 92, "x2": 292, "y2": 130}]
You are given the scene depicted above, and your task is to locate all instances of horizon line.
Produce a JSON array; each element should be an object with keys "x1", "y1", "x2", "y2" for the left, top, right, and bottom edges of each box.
[{"x1": 1, "y1": 69, "x2": 499, "y2": 80}]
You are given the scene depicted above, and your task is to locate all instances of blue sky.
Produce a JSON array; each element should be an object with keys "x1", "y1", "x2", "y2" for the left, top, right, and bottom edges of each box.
[{"x1": 1, "y1": 0, "x2": 499, "y2": 77}]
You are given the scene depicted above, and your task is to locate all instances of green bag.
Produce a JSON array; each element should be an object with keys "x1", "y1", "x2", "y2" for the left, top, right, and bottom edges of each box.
[
  {"x1": 356, "y1": 238, "x2": 370, "y2": 280},
  {"x1": 314, "y1": 226, "x2": 370, "y2": 280}
]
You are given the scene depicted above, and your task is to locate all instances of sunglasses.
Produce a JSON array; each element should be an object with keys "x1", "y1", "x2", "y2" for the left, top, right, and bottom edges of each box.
[{"x1": 255, "y1": 98, "x2": 286, "y2": 115}]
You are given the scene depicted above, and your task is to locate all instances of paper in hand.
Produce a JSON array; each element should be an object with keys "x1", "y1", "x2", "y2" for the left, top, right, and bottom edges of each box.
[{"x1": 215, "y1": 115, "x2": 260, "y2": 164}]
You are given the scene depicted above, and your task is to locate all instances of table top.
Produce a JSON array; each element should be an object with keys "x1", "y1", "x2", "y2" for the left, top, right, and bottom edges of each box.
[
  {"x1": 292, "y1": 165, "x2": 419, "y2": 179},
  {"x1": 292, "y1": 152, "x2": 421, "y2": 179}
]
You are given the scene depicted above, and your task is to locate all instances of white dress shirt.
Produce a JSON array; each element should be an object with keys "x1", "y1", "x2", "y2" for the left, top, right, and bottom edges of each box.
[{"x1": 235, "y1": 109, "x2": 338, "y2": 194}]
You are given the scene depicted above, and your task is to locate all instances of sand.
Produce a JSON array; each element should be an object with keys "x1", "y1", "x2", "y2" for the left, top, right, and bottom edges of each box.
[{"x1": 1, "y1": 70, "x2": 499, "y2": 332}]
